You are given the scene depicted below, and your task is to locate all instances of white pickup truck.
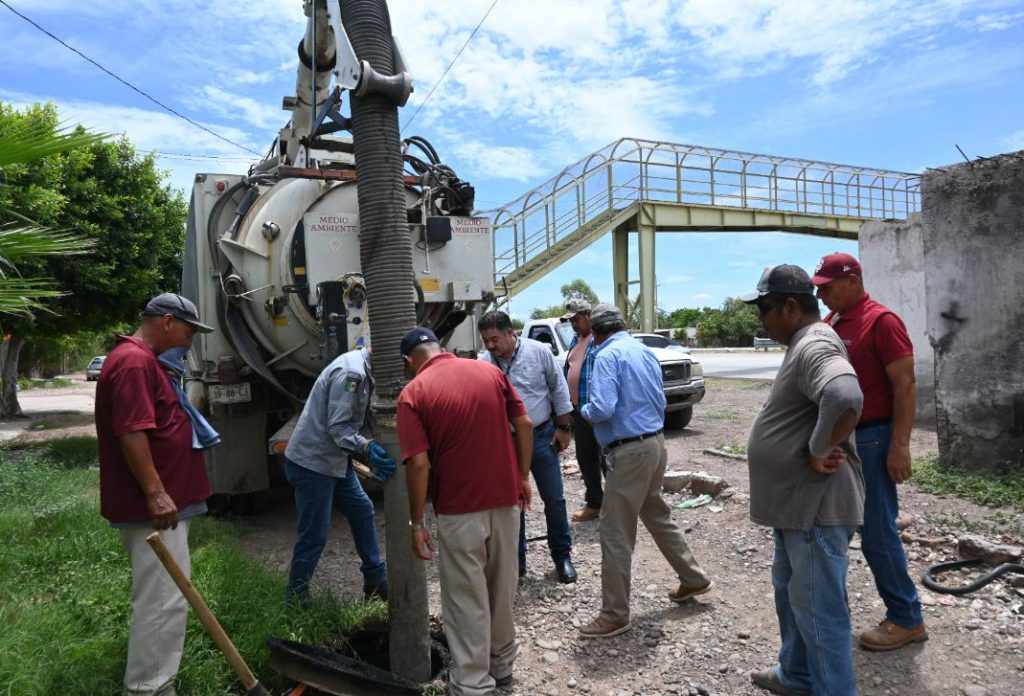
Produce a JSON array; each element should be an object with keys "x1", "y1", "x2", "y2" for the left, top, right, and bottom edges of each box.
[{"x1": 520, "y1": 318, "x2": 705, "y2": 429}]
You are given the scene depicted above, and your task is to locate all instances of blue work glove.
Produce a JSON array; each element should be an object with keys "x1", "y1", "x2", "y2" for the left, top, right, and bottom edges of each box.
[{"x1": 367, "y1": 441, "x2": 397, "y2": 482}]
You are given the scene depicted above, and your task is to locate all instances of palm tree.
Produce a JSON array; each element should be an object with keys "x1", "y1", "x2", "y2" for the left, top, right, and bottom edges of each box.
[{"x1": 0, "y1": 125, "x2": 103, "y2": 317}]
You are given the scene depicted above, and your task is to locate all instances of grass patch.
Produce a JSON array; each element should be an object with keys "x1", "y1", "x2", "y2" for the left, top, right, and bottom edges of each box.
[
  {"x1": 717, "y1": 441, "x2": 747, "y2": 456},
  {"x1": 17, "y1": 377, "x2": 74, "y2": 390},
  {"x1": 912, "y1": 454, "x2": 1024, "y2": 512},
  {"x1": 26, "y1": 412, "x2": 95, "y2": 431},
  {"x1": 0, "y1": 442, "x2": 386, "y2": 695},
  {"x1": 701, "y1": 407, "x2": 740, "y2": 421}
]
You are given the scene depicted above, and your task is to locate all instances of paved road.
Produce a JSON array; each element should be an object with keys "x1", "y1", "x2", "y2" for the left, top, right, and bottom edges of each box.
[
  {"x1": 695, "y1": 350, "x2": 785, "y2": 380},
  {"x1": 0, "y1": 373, "x2": 95, "y2": 442}
]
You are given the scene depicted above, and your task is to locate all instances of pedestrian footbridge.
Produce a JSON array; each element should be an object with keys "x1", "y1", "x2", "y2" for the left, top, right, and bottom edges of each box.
[{"x1": 487, "y1": 138, "x2": 919, "y2": 330}]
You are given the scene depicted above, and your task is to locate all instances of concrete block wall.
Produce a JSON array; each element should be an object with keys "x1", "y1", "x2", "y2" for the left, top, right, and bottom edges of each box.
[
  {"x1": 921, "y1": 152, "x2": 1024, "y2": 469},
  {"x1": 859, "y1": 214, "x2": 935, "y2": 425}
]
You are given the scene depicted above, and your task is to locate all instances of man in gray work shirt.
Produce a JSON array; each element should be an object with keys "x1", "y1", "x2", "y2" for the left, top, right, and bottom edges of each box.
[
  {"x1": 479, "y1": 311, "x2": 577, "y2": 584},
  {"x1": 284, "y1": 346, "x2": 397, "y2": 601},
  {"x1": 741, "y1": 265, "x2": 865, "y2": 696}
]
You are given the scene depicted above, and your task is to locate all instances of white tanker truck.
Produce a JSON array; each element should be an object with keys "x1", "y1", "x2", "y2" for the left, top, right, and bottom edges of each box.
[{"x1": 181, "y1": 0, "x2": 494, "y2": 501}]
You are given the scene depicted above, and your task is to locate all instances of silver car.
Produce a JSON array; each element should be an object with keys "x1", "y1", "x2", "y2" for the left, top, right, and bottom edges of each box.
[{"x1": 85, "y1": 355, "x2": 106, "y2": 381}]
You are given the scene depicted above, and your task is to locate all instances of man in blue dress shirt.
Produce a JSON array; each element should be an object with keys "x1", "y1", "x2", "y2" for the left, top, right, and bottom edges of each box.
[{"x1": 578, "y1": 304, "x2": 713, "y2": 638}]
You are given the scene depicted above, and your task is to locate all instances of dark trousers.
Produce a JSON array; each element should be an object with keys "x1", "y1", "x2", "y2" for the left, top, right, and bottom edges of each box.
[{"x1": 574, "y1": 407, "x2": 606, "y2": 509}]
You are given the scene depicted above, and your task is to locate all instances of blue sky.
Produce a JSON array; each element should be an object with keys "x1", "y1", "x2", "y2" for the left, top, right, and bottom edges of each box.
[{"x1": 2, "y1": 0, "x2": 1022, "y2": 319}]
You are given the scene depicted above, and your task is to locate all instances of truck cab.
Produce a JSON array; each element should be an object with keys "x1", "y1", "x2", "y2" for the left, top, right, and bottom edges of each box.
[{"x1": 520, "y1": 317, "x2": 705, "y2": 430}]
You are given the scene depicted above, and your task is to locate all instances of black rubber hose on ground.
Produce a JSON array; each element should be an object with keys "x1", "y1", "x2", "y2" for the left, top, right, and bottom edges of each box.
[{"x1": 340, "y1": 0, "x2": 416, "y2": 401}]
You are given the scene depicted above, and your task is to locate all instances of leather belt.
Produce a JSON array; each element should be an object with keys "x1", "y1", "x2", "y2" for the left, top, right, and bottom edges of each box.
[
  {"x1": 856, "y1": 417, "x2": 892, "y2": 431},
  {"x1": 606, "y1": 430, "x2": 662, "y2": 450}
]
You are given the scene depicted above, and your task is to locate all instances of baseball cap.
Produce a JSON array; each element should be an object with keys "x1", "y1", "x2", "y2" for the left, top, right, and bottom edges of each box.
[
  {"x1": 811, "y1": 252, "x2": 862, "y2": 285},
  {"x1": 739, "y1": 265, "x2": 815, "y2": 303},
  {"x1": 589, "y1": 303, "x2": 624, "y2": 330},
  {"x1": 560, "y1": 298, "x2": 592, "y2": 321},
  {"x1": 143, "y1": 293, "x2": 214, "y2": 333},
  {"x1": 400, "y1": 327, "x2": 439, "y2": 356}
]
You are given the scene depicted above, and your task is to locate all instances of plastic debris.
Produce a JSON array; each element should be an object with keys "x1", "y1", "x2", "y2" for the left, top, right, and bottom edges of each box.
[{"x1": 673, "y1": 494, "x2": 713, "y2": 510}]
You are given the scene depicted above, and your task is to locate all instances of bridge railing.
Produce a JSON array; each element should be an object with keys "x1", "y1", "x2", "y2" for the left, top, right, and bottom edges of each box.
[{"x1": 489, "y1": 138, "x2": 921, "y2": 286}]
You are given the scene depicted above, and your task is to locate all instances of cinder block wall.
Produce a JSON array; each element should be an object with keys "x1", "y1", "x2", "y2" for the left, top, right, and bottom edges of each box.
[
  {"x1": 859, "y1": 215, "x2": 935, "y2": 426},
  {"x1": 921, "y1": 152, "x2": 1024, "y2": 469}
]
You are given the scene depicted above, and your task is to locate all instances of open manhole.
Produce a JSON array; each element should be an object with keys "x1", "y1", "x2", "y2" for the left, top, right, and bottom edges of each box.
[{"x1": 268, "y1": 619, "x2": 450, "y2": 695}]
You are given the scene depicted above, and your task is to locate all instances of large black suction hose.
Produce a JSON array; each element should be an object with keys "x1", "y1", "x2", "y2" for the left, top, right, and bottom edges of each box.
[{"x1": 341, "y1": 0, "x2": 415, "y2": 400}]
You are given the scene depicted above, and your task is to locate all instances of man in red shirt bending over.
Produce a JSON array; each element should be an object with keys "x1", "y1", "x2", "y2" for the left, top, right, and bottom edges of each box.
[
  {"x1": 812, "y1": 253, "x2": 927, "y2": 652},
  {"x1": 95, "y1": 293, "x2": 215, "y2": 696},
  {"x1": 397, "y1": 327, "x2": 533, "y2": 695}
]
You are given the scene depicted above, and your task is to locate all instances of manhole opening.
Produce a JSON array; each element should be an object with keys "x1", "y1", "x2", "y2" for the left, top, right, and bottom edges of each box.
[{"x1": 336, "y1": 618, "x2": 450, "y2": 680}]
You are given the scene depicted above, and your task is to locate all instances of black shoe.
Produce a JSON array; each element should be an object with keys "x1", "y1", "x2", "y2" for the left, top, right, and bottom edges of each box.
[
  {"x1": 494, "y1": 673, "x2": 513, "y2": 687},
  {"x1": 363, "y1": 582, "x2": 387, "y2": 601},
  {"x1": 555, "y1": 558, "x2": 577, "y2": 584}
]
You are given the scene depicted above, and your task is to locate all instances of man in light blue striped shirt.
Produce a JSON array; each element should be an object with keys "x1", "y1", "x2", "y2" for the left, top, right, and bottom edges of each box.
[
  {"x1": 579, "y1": 304, "x2": 713, "y2": 639},
  {"x1": 479, "y1": 311, "x2": 577, "y2": 584}
]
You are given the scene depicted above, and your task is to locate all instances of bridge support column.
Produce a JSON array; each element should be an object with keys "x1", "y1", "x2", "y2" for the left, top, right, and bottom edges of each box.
[
  {"x1": 612, "y1": 228, "x2": 629, "y2": 318},
  {"x1": 638, "y1": 223, "x2": 656, "y2": 332}
]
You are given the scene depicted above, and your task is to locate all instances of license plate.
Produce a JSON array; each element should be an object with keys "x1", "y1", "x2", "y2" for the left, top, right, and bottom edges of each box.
[{"x1": 209, "y1": 382, "x2": 251, "y2": 404}]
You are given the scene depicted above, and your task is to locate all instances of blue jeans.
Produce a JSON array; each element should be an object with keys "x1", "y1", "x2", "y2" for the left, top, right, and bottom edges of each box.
[
  {"x1": 519, "y1": 421, "x2": 572, "y2": 568},
  {"x1": 284, "y1": 458, "x2": 386, "y2": 600},
  {"x1": 772, "y1": 525, "x2": 857, "y2": 696},
  {"x1": 857, "y1": 422, "x2": 923, "y2": 628}
]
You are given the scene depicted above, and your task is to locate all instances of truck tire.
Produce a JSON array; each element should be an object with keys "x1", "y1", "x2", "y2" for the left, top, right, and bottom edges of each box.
[{"x1": 664, "y1": 407, "x2": 693, "y2": 430}]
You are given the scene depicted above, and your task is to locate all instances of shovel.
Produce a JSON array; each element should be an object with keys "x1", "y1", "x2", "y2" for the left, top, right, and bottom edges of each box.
[{"x1": 146, "y1": 532, "x2": 270, "y2": 696}]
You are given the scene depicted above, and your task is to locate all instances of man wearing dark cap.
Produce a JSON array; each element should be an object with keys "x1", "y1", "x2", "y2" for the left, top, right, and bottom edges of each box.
[
  {"x1": 283, "y1": 342, "x2": 395, "y2": 603},
  {"x1": 95, "y1": 292, "x2": 215, "y2": 696},
  {"x1": 740, "y1": 266, "x2": 865, "y2": 696},
  {"x1": 397, "y1": 327, "x2": 534, "y2": 694},
  {"x1": 561, "y1": 299, "x2": 605, "y2": 522},
  {"x1": 812, "y1": 252, "x2": 927, "y2": 652},
  {"x1": 577, "y1": 304, "x2": 713, "y2": 639}
]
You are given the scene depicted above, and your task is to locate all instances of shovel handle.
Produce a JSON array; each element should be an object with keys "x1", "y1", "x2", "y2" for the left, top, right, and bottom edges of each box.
[{"x1": 146, "y1": 531, "x2": 263, "y2": 692}]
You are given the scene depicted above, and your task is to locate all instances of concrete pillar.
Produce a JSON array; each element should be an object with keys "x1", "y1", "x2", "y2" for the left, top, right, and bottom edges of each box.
[
  {"x1": 921, "y1": 151, "x2": 1024, "y2": 469},
  {"x1": 638, "y1": 223, "x2": 656, "y2": 332},
  {"x1": 859, "y1": 215, "x2": 935, "y2": 426},
  {"x1": 612, "y1": 228, "x2": 630, "y2": 317}
]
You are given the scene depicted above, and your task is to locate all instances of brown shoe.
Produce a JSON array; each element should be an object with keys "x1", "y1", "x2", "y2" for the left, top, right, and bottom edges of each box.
[
  {"x1": 572, "y1": 506, "x2": 600, "y2": 522},
  {"x1": 859, "y1": 619, "x2": 928, "y2": 651},
  {"x1": 750, "y1": 667, "x2": 811, "y2": 696},
  {"x1": 668, "y1": 579, "x2": 714, "y2": 604},
  {"x1": 578, "y1": 616, "x2": 631, "y2": 639}
]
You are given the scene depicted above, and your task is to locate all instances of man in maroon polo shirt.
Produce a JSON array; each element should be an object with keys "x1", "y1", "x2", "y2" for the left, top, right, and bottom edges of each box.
[
  {"x1": 397, "y1": 327, "x2": 533, "y2": 696},
  {"x1": 812, "y1": 253, "x2": 927, "y2": 652},
  {"x1": 95, "y1": 293, "x2": 214, "y2": 696}
]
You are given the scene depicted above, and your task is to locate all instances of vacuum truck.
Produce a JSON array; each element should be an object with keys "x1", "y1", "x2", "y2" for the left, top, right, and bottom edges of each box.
[{"x1": 181, "y1": 0, "x2": 493, "y2": 500}]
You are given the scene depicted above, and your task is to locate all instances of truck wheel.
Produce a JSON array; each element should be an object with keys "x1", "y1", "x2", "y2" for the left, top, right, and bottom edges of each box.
[{"x1": 664, "y1": 407, "x2": 693, "y2": 430}]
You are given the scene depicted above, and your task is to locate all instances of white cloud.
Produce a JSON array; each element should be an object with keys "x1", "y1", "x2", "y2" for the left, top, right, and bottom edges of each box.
[
  {"x1": 692, "y1": 292, "x2": 713, "y2": 300},
  {"x1": 663, "y1": 274, "x2": 694, "y2": 284},
  {"x1": 452, "y1": 141, "x2": 546, "y2": 182},
  {"x1": 1000, "y1": 130, "x2": 1024, "y2": 152},
  {"x1": 971, "y1": 10, "x2": 1024, "y2": 31}
]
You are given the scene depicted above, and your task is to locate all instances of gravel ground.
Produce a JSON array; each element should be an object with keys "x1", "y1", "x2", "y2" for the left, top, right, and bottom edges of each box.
[{"x1": 236, "y1": 378, "x2": 1024, "y2": 696}]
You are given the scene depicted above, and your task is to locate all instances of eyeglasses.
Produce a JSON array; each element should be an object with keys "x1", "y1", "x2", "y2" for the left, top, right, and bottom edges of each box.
[{"x1": 757, "y1": 300, "x2": 778, "y2": 317}]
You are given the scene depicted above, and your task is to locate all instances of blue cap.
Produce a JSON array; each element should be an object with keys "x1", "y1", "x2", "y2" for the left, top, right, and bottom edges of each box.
[{"x1": 400, "y1": 327, "x2": 439, "y2": 356}]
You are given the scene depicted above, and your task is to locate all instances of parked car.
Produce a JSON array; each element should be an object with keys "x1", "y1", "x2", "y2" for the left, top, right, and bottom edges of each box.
[
  {"x1": 753, "y1": 337, "x2": 783, "y2": 351},
  {"x1": 521, "y1": 319, "x2": 705, "y2": 429},
  {"x1": 85, "y1": 355, "x2": 106, "y2": 381}
]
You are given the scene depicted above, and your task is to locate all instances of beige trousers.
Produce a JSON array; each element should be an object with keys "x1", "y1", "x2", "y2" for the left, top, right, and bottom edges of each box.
[
  {"x1": 599, "y1": 435, "x2": 709, "y2": 624},
  {"x1": 119, "y1": 521, "x2": 191, "y2": 696},
  {"x1": 437, "y1": 506, "x2": 520, "y2": 696}
]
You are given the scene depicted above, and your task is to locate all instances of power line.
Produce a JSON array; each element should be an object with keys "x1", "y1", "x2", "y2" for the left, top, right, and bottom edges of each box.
[
  {"x1": 0, "y1": 0, "x2": 263, "y2": 157},
  {"x1": 401, "y1": 0, "x2": 500, "y2": 134},
  {"x1": 153, "y1": 151, "x2": 257, "y2": 162}
]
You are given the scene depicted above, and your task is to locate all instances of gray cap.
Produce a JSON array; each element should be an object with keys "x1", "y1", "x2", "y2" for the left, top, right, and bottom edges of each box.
[
  {"x1": 143, "y1": 292, "x2": 215, "y2": 333},
  {"x1": 739, "y1": 265, "x2": 815, "y2": 303},
  {"x1": 560, "y1": 298, "x2": 592, "y2": 321},
  {"x1": 589, "y1": 303, "x2": 624, "y2": 330}
]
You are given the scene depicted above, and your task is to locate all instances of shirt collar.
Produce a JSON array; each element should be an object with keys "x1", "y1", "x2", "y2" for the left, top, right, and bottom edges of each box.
[
  {"x1": 835, "y1": 292, "x2": 871, "y2": 322},
  {"x1": 594, "y1": 330, "x2": 629, "y2": 354},
  {"x1": 417, "y1": 351, "x2": 457, "y2": 375}
]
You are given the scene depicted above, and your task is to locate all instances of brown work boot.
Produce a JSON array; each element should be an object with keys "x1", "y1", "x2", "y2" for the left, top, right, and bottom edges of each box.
[
  {"x1": 859, "y1": 619, "x2": 928, "y2": 651},
  {"x1": 578, "y1": 616, "x2": 631, "y2": 639},
  {"x1": 668, "y1": 579, "x2": 714, "y2": 604},
  {"x1": 572, "y1": 505, "x2": 600, "y2": 522}
]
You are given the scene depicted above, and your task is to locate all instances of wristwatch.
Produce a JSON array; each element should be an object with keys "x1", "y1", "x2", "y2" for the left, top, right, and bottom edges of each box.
[
  {"x1": 409, "y1": 521, "x2": 424, "y2": 531},
  {"x1": 556, "y1": 424, "x2": 572, "y2": 432}
]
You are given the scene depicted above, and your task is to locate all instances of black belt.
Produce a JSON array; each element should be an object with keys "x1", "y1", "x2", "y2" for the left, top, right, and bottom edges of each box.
[
  {"x1": 606, "y1": 430, "x2": 662, "y2": 450},
  {"x1": 534, "y1": 421, "x2": 552, "y2": 433},
  {"x1": 857, "y1": 417, "x2": 892, "y2": 431}
]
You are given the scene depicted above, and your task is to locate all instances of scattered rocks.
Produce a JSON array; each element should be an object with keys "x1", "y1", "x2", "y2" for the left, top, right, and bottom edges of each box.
[{"x1": 958, "y1": 534, "x2": 1024, "y2": 564}]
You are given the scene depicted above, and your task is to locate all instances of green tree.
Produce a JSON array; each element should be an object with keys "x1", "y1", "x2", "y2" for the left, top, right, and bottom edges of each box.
[
  {"x1": 0, "y1": 102, "x2": 186, "y2": 417},
  {"x1": 694, "y1": 297, "x2": 764, "y2": 346},
  {"x1": 530, "y1": 278, "x2": 600, "y2": 319}
]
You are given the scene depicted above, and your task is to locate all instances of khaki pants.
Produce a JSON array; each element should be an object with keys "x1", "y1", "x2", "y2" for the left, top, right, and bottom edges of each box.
[
  {"x1": 119, "y1": 521, "x2": 191, "y2": 696},
  {"x1": 599, "y1": 435, "x2": 708, "y2": 624},
  {"x1": 437, "y1": 506, "x2": 520, "y2": 696}
]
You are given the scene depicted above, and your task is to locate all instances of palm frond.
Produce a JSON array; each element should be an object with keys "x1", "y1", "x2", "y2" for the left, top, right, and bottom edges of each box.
[
  {"x1": 0, "y1": 125, "x2": 107, "y2": 167},
  {"x1": 0, "y1": 277, "x2": 67, "y2": 317},
  {"x1": 0, "y1": 223, "x2": 94, "y2": 268}
]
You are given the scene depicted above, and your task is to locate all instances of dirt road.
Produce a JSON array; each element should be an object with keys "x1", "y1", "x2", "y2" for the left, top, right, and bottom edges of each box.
[{"x1": 236, "y1": 378, "x2": 1023, "y2": 696}]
